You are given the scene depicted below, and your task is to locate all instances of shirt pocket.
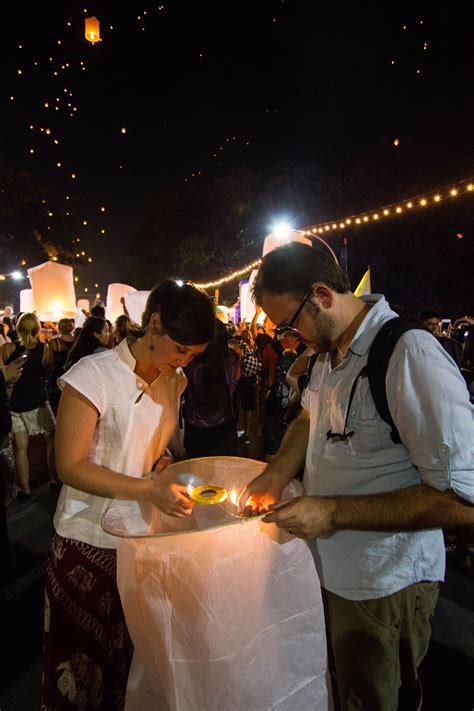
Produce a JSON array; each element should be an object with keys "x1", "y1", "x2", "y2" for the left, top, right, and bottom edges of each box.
[{"x1": 347, "y1": 378, "x2": 392, "y2": 454}]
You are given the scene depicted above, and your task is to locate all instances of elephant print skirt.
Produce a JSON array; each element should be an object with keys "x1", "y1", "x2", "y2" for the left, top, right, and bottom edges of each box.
[{"x1": 41, "y1": 532, "x2": 134, "y2": 711}]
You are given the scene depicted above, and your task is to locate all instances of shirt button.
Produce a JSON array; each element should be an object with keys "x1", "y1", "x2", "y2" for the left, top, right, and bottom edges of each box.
[
  {"x1": 440, "y1": 445, "x2": 447, "y2": 452},
  {"x1": 326, "y1": 399, "x2": 331, "y2": 405},
  {"x1": 319, "y1": 432, "x2": 324, "y2": 438}
]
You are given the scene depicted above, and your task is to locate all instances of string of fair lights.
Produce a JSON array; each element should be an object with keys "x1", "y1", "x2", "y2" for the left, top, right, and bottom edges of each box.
[{"x1": 194, "y1": 177, "x2": 473, "y2": 289}]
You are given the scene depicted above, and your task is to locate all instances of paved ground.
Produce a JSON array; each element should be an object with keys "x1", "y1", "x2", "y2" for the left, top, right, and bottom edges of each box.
[{"x1": 1, "y1": 427, "x2": 473, "y2": 710}]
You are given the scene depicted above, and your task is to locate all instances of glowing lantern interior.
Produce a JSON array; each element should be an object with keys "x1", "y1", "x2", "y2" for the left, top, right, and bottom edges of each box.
[{"x1": 85, "y1": 16, "x2": 100, "y2": 44}]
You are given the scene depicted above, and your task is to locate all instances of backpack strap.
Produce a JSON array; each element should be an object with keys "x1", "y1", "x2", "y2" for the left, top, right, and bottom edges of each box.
[{"x1": 366, "y1": 316, "x2": 428, "y2": 443}]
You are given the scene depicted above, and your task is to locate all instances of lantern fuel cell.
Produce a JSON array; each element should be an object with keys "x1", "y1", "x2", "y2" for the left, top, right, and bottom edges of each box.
[{"x1": 187, "y1": 485, "x2": 227, "y2": 505}]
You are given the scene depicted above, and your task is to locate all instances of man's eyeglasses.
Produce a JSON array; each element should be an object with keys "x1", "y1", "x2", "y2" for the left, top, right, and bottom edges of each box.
[{"x1": 274, "y1": 288, "x2": 312, "y2": 337}]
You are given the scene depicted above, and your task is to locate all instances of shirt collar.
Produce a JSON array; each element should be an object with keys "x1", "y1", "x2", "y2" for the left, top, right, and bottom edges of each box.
[
  {"x1": 116, "y1": 337, "x2": 137, "y2": 371},
  {"x1": 348, "y1": 294, "x2": 399, "y2": 356}
]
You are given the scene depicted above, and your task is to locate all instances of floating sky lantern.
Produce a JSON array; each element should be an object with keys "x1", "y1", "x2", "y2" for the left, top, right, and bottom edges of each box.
[
  {"x1": 85, "y1": 16, "x2": 100, "y2": 44},
  {"x1": 28, "y1": 261, "x2": 77, "y2": 320}
]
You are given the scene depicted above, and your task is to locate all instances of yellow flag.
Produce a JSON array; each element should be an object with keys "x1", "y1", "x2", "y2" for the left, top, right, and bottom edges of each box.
[{"x1": 354, "y1": 267, "x2": 371, "y2": 297}]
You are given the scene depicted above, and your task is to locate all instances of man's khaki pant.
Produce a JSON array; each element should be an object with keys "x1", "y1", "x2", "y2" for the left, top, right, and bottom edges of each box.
[{"x1": 322, "y1": 582, "x2": 439, "y2": 711}]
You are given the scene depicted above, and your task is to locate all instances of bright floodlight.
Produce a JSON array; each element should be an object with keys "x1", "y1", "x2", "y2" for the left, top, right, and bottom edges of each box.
[
  {"x1": 176, "y1": 280, "x2": 184, "y2": 287},
  {"x1": 11, "y1": 271, "x2": 24, "y2": 280},
  {"x1": 272, "y1": 221, "x2": 292, "y2": 239}
]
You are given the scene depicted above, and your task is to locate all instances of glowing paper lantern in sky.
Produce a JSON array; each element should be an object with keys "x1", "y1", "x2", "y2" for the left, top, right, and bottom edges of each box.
[
  {"x1": 28, "y1": 261, "x2": 77, "y2": 320},
  {"x1": 105, "y1": 283, "x2": 137, "y2": 323},
  {"x1": 19, "y1": 289, "x2": 35, "y2": 313},
  {"x1": 85, "y1": 16, "x2": 100, "y2": 44}
]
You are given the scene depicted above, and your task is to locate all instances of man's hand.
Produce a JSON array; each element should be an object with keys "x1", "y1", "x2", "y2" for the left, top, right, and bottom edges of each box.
[
  {"x1": 263, "y1": 496, "x2": 337, "y2": 539},
  {"x1": 238, "y1": 468, "x2": 289, "y2": 517}
]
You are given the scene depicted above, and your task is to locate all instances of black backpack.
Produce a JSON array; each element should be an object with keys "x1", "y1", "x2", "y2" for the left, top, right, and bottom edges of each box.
[{"x1": 325, "y1": 317, "x2": 428, "y2": 445}]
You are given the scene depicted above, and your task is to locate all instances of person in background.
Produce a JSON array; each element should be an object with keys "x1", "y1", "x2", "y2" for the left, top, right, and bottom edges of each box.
[
  {"x1": 0, "y1": 368, "x2": 12, "y2": 590},
  {"x1": 182, "y1": 319, "x2": 239, "y2": 458},
  {"x1": 41, "y1": 280, "x2": 214, "y2": 710},
  {"x1": 47, "y1": 318, "x2": 76, "y2": 414},
  {"x1": 262, "y1": 331, "x2": 305, "y2": 459},
  {"x1": 64, "y1": 317, "x2": 110, "y2": 371},
  {"x1": 237, "y1": 336, "x2": 261, "y2": 444},
  {"x1": 113, "y1": 314, "x2": 132, "y2": 346},
  {"x1": 421, "y1": 310, "x2": 462, "y2": 367},
  {"x1": 90, "y1": 303, "x2": 106, "y2": 319},
  {"x1": 0, "y1": 313, "x2": 56, "y2": 500}
]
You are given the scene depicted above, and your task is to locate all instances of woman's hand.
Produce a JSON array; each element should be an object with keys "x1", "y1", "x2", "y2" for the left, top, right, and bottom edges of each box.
[{"x1": 149, "y1": 471, "x2": 193, "y2": 518}]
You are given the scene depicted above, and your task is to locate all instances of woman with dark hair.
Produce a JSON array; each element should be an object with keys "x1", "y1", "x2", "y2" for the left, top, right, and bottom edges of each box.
[
  {"x1": 64, "y1": 316, "x2": 110, "y2": 370},
  {"x1": 41, "y1": 280, "x2": 214, "y2": 710},
  {"x1": 182, "y1": 319, "x2": 239, "y2": 458}
]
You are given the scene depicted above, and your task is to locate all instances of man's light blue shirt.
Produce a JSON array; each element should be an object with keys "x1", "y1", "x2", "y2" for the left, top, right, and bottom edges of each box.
[{"x1": 302, "y1": 295, "x2": 474, "y2": 600}]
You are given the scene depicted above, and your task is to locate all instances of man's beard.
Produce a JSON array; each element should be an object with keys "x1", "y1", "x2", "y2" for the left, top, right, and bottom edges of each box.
[{"x1": 306, "y1": 302, "x2": 335, "y2": 353}]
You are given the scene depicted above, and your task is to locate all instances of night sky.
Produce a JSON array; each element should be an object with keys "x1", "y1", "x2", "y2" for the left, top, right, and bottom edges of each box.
[{"x1": 1, "y1": 1, "x2": 473, "y2": 314}]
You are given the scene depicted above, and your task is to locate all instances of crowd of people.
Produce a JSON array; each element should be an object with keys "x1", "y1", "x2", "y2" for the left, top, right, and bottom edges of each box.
[{"x1": 0, "y1": 252, "x2": 473, "y2": 709}]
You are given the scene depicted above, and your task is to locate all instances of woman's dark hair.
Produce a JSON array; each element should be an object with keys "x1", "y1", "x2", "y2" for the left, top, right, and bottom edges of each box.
[
  {"x1": 90, "y1": 304, "x2": 106, "y2": 319},
  {"x1": 65, "y1": 317, "x2": 107, "y2": 370},
  {"x1": 131, "y1": 280, "x2": 215, "y2": 345},
  {"x1": 253, "y1": 242, "x2": 350, "y2": 304},
  {"x1": 183, "y1": 319, "x2": 232, "y2": 414}
]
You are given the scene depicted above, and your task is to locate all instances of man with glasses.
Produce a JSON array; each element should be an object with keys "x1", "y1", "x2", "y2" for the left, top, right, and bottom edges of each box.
[{"x1": 239, "y1": 241, "x2": 474, "y2": 711}]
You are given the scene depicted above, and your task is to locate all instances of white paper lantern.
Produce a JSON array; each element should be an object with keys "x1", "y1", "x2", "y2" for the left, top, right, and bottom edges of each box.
[
  {"x1": 77, "y1": 298, "x2": 90, "y2": 312},
  {"x1": 105, "y1": 283, "x2": 137, "y2": 323},
  {"x1": 19, "y1": 289, "x2": 35, "y2": 313},
  {"x1": 103, "y1": 457, "x2": 332, "y2": 711},
  {"x1": 239, "y1": 280, "x2": 249, "y2": 322},
  {"x1": 124, "y1": 290, "x2": 150, "y2": 326},
  {"x1": 215, "y1": 305, "x2": 229, "y2": 323},
  {"x1": 27, "y1": 261, "x2": 77, "y2": 320},
  {"x1": 262, "y1": 229, "x2": 312, "y2": 257}
]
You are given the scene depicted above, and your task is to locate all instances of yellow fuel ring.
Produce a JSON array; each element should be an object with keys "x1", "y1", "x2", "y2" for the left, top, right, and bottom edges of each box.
[{"x1": 188, "y1": 485, "x2": 227, "y2": 505}]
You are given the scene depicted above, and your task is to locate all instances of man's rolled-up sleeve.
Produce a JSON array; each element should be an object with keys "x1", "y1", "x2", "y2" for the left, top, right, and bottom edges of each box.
[{"x1": 387, "y1": 332, "x2": 474, "y2": 503}]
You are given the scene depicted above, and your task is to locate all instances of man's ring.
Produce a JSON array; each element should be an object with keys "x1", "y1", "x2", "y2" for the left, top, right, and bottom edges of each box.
[{"x1": 289, "y1": 527, "x2": 293, "y2": 534}]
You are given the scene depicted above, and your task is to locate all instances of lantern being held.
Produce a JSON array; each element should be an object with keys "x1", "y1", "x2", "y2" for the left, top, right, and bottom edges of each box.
[
  {"x1": 19, "y1": 288, "x2": 35, "y2": 313},
  {"x1": 85, "y1": 16, "x2": 100, "y2": 44},
  {"x1": 105, "y1": 283, "x2": 137, "y2": 323},
  {"x1": 103, "y1": 456, "x2": 332, "y2": 710}
]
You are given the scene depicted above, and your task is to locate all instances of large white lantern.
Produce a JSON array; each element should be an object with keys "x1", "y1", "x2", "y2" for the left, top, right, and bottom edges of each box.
[
  {"x1": 19, "y1": 288, "x2": 35, "y2": 313},
  {"x1": 103, "y1": 457, "x2": 332, "y2": 710},
  {"x1": 105, "y1": 283, "x2": 137, "y2": 323},
  {"x1": 27, "y1": 261, "x2": 77, "y2": 320}
]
